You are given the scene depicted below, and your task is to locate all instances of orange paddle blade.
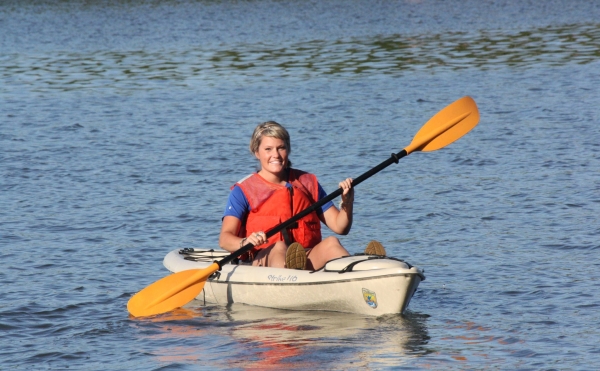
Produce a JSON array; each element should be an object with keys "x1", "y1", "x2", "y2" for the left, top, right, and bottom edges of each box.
[
  {"x1": 127, "y1": 262, "x2": 219, "y2": 318},
  {"x1": 404, "y1": 96, "x2": 479, "y2": 154}
]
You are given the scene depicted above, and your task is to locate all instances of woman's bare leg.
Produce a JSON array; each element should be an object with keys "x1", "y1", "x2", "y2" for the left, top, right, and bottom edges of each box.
[
  {"x1": 251, "y1": 241, "x2": 287, "y2": 268},
  {"x1": 306, "y1": 236, "x2": 349, "y2": 270}
]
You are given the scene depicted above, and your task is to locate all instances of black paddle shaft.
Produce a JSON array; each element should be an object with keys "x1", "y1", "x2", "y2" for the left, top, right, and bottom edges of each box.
[{"x1": 217, "y1": 149, "x2": 409, "y2": 268}]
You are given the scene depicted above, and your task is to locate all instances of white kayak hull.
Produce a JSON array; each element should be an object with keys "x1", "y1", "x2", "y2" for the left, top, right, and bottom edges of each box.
[{"x1": 163, "y1": 248, "x2": 425, "y2": 316}]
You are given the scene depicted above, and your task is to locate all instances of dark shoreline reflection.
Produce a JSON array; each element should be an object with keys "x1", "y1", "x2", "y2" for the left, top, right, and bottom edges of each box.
[{"x1": 3, "y1": 23, "x2": 598, "y2": 93}]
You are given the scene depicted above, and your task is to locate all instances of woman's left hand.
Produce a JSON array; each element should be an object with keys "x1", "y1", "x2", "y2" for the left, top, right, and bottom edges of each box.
[{"x1": 339, "y1": 178, "x2": 354, "y2": 209}]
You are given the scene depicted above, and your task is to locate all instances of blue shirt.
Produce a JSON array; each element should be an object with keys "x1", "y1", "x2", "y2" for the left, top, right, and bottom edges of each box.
[{"x1": 223, "y1": 182, "x2": 333, "y2": 220}]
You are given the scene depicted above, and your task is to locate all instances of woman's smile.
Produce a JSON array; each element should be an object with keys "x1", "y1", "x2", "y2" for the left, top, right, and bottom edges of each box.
[{"x1": 255, "y1": 136, "x2": 288, "y2": 182}]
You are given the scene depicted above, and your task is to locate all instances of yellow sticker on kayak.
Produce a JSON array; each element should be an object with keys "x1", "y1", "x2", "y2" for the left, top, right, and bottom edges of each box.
[{"x1": 362, "y1": 288, "x2": 378, "y2": 309}]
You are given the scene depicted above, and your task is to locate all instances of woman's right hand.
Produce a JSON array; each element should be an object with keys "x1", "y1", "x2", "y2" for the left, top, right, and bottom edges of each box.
[{"x1": 242, "y1": 230, "x2": 267, "y2": 248}]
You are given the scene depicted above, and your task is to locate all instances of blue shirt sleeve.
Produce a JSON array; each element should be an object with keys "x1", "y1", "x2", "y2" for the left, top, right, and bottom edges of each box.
[
  {"x1": 318, "y1": 182, "x2": 334, "y2": 213},
  {"x1": 223, "y1": 185, "x2": 250, "y2": 220}
]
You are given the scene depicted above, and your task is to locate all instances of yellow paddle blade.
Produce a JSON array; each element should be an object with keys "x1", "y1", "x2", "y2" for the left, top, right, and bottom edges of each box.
[
  {"x1": 404, "y1": 96, "x2": 479, "y2": 154},
  {"x1": 127, "y1": 262, "x2": 220, "y2": 318}
]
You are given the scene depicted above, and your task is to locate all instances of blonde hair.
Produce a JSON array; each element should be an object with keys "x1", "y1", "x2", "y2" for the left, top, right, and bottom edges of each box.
[{"x1": 249, "y1": 121, "x2": 292, "y2": 168}]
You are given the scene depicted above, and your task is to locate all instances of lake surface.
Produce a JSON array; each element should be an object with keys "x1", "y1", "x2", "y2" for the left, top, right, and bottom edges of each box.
[{"x1": 1, "y1": 0, "x2": 600, "y2": 369}]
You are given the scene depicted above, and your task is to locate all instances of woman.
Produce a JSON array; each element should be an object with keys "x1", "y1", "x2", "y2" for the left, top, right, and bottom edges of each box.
[{"x1": 219, "y1": 121, "x2": 384, "y2": 270}]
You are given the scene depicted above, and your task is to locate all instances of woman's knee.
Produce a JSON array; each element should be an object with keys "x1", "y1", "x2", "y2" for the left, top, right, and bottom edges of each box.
[
  {"x1": 322, "y1": 236, "x2": 341, "y2": 247},
  {"x1": 272, "y1": 241, "x2": 287, "y2": 253},
  {"x1": 323, "y1": 236, "x2": 348, "y2": 255},
  {"x1": 323, "y1": 236, "x2": 340, "y2": 245}
]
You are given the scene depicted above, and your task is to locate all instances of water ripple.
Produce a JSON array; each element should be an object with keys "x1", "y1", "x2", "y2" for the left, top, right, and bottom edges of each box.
[{"x1": 2, "y1": 1, "x2": 600, "y2": 370}]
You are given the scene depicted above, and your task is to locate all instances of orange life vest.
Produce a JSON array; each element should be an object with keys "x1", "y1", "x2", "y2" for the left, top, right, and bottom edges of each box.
[{"x1": 234, "y1": 169, "x2": 322, "y2": 250}]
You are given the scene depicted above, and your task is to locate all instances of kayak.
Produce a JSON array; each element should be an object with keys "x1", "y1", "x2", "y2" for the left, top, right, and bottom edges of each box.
[
  {"x1": 163, "y1": 248, "x2": 425, "y2": 316},
  {"x1": 126, "y1": 97, "x2": 477, "y2": 319}
]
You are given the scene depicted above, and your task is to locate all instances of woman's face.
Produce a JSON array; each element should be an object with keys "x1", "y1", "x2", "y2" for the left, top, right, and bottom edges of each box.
[{"x1": 255, "y1": 136, "x2": 288, "y2": 177}]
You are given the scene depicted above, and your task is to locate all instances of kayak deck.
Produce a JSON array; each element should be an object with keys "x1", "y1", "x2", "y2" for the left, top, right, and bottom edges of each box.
[{"x1": 164, "y1": 248, "x2": 425, "y2": 316}]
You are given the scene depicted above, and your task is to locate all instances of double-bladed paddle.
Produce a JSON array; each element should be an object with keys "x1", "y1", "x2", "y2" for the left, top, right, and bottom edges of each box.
[{"x1": 127, "y1": 96, "x2": 480, "y2": 317}]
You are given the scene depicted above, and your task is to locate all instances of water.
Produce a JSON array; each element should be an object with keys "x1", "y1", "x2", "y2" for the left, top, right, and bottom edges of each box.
[{"x1": 1, "y1": 0, "x2": 600, "y2": 369}]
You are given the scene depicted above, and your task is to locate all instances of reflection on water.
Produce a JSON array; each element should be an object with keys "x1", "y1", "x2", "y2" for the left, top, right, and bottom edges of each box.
[
  {"x1": 138, "y1": 304, "x2": 430, "y2": 369},
  {"x1": 2, "y1": 23, "x2": 599, "y2": 93},
  {"x1": 138, "y1": 307, "x2": 536, "y2": 368}
]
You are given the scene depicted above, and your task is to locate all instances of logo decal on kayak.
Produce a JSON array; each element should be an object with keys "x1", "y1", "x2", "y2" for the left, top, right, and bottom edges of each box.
[{"x1": 362, "y1": 288, "x2": 378, "y2": 309}]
